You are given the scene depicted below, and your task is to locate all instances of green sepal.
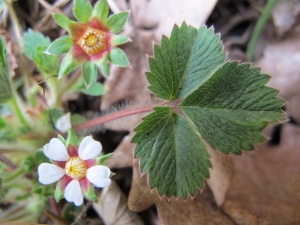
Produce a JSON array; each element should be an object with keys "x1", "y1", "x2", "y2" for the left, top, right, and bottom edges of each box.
[
  {"x1": 111, "y1": 34, "x2": 131, "y2": 47},
  {"x1": 53, "y1": 13, "x2": 77, "y2": 33},
  {"x1": 57, "y1": 134, "x2": 66, "y2": 145},
  {"x1": 46, "y1": 36, "x2": 73, "y2": 55},
  {"x1": 107, "y1": 12, "x2": 129, "y2": 33},
  {"x1": 54, "y1": 179, "x2": 65, "y2": 202},
  {"x1": 66, "y1": 127, "x2": 79, "y2": 148},
  {"x1": 82, "y1": 61, "x2": 97, "y2": 88},
  {"x1": 83, "y1": 182, "x2": 98, "y2": 203},
  {"x1": 109, "y1": 48, "x2": 129, "y2": 67},
  {"x1": 73, "y1": 0, "x2": 92, "y2": 24},
  {"x1": 0, "y1": 36, "x2": 12, "y2": 104},
  {"x1": 96, "y1": 153, "x2": 113, "y2": 165},
  {"x1": 81, "y1": 82, "x2": 105, "y2": 96},
  {"x1": 92, "y1": 0, "x2": 109, "y2": 25},
  {"x1": 93, "y1": 53, "x2": 110, "y2": 76},
  {"x1": 58, "y1": 51, "x2": 82, "y2": 78}
]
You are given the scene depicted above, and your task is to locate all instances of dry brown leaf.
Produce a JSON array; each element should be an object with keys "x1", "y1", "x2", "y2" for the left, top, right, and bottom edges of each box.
[
  {"x1": 222, "y1": 124, "x2": 300, "y2": 225},
  {"x1": 101, "y1": 31, "x2": 153, "y2": 110},
  {"x1": 206, "y1": 147, "x2": 235, "y2": 207},
  {"x1": 43, "y1": 210, "x2": 68, "y2": 225},
  {"x1": 93, "y1": 181, "x2": 145, "y2": 225},
  {"x1": 256, "y1": 35, "x2": 300, "y2": 123},
  {"x1": 128, "y1": 161, "x2": 235, "y2": 225},
  {"x1": 115, "y1": 0, "x2": 218, "y2": 40},
  {"x1": 156, "y1": 190, "x2": 235, "y2": 225},
  {"x1": 272, "y1": 0, "x2": 300, "y2": 36},
  {"x1": 128, "y1": 161, "x2": 159, "y2": 212}
]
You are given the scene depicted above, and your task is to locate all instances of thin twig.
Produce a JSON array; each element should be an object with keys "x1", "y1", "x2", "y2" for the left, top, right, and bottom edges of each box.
[
  {"x1": 0, "y1": 154, "x2": 16, "y2": 170},
  {"x1": 71, "y1": 200, "x2": 93, "y2": 225}
]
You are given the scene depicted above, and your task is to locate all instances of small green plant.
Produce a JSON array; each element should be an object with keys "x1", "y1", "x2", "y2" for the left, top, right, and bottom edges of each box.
[{"x1": 0, "y1": 0, "x2": 284, "y2": 223}]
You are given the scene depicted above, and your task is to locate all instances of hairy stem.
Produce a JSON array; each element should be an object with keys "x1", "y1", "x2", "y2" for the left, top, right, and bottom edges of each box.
[
  {"x1": 73, "y1": 105, "x2": 154, "y2": 131},
  {"x1": 57, "y1": 69, "x2": 81, "y2": 99},
  {"x1": 246, "y1": 0, "x2": 278, "y2": 61}
]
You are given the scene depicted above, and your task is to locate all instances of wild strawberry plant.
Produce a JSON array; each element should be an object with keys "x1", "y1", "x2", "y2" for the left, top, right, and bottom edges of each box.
[{"x1": 0, "y1": 0, "x2": 284, "y2": 222}]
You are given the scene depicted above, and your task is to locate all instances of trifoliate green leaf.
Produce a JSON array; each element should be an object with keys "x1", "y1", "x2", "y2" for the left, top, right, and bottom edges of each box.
[
  {"x1": 147, "y1": 22, "x2": 225, "y2": 101},
  {"x1": 23, "y1": 30, "x2": 60, "y2": 74},
  {"x1": 0, "y1": 37, "x2": 12, "y2": 104},
  {"x1": 132, "y1": 107, "x2": 211, "y2": 198},
  {"x1": 132, "y1": 22, "x2": 285, "y2": 198},
  {"x1": 107, "y1": 12, "x2": 129, "y2": 33},
  {"x1": 109, "y1": 48, "x2": 129, "y2": 67},
  {"x1": 73, "y1": 0, "x2": 92, "y2": 24},
  {"x1": 92, "y1": 0, "x2": 109, "y2": 25},
  {"x1": 46, "y1": 36, "x2": 73, "y2": 55},
  {"x1": 82, "y1": 60, "x2": 97, "y2": 88}
]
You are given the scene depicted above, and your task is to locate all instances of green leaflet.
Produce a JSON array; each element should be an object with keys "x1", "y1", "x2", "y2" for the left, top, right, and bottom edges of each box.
[
  {"x1": 181, "y1": 62, "x2": 284, "y2": 154},
  {"x1": 132, "y1": 107, "x2": 211, "y2": 198},
  {"x1": 0, "y1": 37, "x2": 12, "y2": 104},
  {"x1": 132, "y1": 23, "x2": 285, "y2": 198},
  {"x1": 147, "y1": 22, "x2": 225, "y2": 101}
]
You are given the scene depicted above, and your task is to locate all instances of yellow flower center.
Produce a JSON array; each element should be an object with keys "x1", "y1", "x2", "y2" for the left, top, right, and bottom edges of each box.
[
  {"x1": 65, "y1": 157, "x2": 87, "y2": 180},
  {"x1": 86, "y1": 34, "x2": 98, "y2": 47},
  {"x1": 78, "y1": 27, "x2": 106, "y2": 55}
]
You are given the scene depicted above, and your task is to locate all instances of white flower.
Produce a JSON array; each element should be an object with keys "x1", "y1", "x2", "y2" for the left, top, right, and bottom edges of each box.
[
  {"x1": 38, "y1": 135, "x2": 111, "y2": 206},
  {"x1": 55, "y1": 113, "x2": 71, "y2": 133}
]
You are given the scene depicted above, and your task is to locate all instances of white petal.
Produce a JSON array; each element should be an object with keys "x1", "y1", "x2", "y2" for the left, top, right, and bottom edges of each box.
[
  {"x1": 64, "y1": 180, "x2": 83, "y2": 206},
  {"x1": 44, "y1": 138, "x2": 70, "y2": 161},
  {"x1": 55, "y1": 113, "x2": 71, "y2": 133},
  {"x1": 38, "y1": 163, "x2": 65, "y2": 185},
  {"x1": 86, "y1": 165, "x2": 111, "y2": 188},
  {"x1": 78, "y1": 136, "x2": 102, "y2": 160}
]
